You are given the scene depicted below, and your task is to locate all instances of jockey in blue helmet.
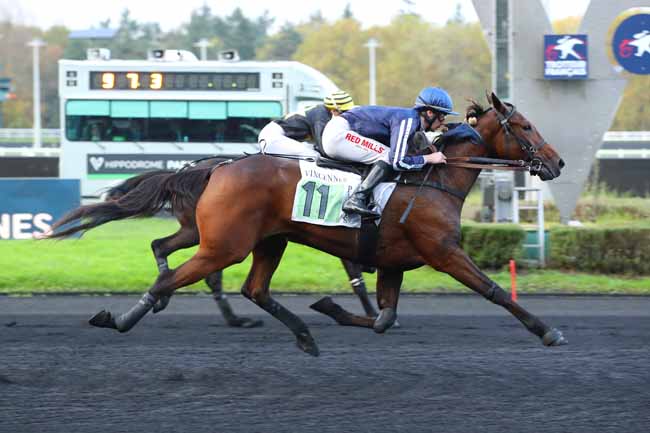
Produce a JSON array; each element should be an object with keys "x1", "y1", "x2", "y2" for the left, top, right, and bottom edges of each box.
[{"x1": 322, "y1": 86, "x2": 457, "y2": 218}]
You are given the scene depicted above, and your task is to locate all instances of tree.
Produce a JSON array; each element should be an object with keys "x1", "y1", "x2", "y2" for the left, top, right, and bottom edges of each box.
[
  {"x1": 448, "y1": 3, "x2": 465, "y2": 24},
  {"x1": 256, "y1": 23, "x2": 303, "y2": 60},
  {"x1": 293, "y1": 18, "x2": 369, "y2": 103},
  {"x1": 343, "y1": 3, "x2": 354, "y2": 19}
]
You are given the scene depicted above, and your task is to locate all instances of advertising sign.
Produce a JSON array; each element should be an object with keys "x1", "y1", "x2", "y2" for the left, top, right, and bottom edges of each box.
[
  {"x1": 611, "y1": 9, "x2": 650, "y2": 74},
  {"x1": 0, "y1": 179, "x2": 80, "y2": 240},
  {"x1": 87, "y1": 154, "x2": 211, "y2": 178},
  {"x1": 544, "y1": 34, "x2": 589, "y2": 79}
]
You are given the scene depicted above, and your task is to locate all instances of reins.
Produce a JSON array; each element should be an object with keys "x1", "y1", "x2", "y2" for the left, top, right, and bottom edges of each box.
[
  {"x1": 399, "y1": 103, "x2": 541, "y2": 224},
  {"x1": 444, "y1": 156, "x2": 530, "y2": 171}
]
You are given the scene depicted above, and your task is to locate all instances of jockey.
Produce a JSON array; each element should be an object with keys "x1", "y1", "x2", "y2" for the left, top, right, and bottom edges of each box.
[
  {"x1": 258, "y1": 90, "x2": 355, "y2": 157},
  {"x1": 321, "y1": 86, "x2": 457, "y2": 218}
]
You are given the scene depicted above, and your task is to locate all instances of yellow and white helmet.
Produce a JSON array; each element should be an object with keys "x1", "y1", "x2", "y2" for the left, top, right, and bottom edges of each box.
[{"x1": 323, "y1": 90, "x2": 355, "y2": 112}]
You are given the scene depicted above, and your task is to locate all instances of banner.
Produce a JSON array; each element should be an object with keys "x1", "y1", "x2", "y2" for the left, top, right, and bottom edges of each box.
[
  {"x1": 544, "y1": 34, "x2": 588, "y2": 79},
  {"x1": 0, "y1": 179, "x2": 80, "y2": 240}
]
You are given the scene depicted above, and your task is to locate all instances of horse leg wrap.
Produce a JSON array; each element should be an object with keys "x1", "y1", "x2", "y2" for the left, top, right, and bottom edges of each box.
[
  {"x1": 350, "y1": 278, "x2": 378, "y2": 317},
  {"x1": 259, "y1": 298, "x2": 318, "y2": 356},
  {"x1": 350, "y1": 277, "x2": 365, "y2": 292},
  {"x1": 261, "y1": 299, "x2": 309, "y2": 335},
  {"x1": 485, "y1": 283, "x2": 510, "y2": 305},
  {"x1": 156, "y1": 259, "x2": 168, "y2": 273},
  {"x1": 215, "y1": 295, "x2": 238, "y2": 322},
  {"x1": 114, "y1": 293, "x2": 158, "y2": 332}
]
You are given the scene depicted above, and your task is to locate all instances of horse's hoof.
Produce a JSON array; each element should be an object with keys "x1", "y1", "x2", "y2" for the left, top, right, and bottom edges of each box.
[
  {"x1": 89, "y1": 310, "x2": 117, "y2": 329},
  {"x1": 373, "y1": 308, "x2": 397, "y2": 334},
  {"x1": 542, "y1": 328, "x2": 568, "y2": 346},
  {"x1": 309, "y1": 296, "x2": 335, "y2": 314},
  {"x1": 228, "y1": 317, "x2": 264, "y2": 328},
  {"x1": 296, "y1": 332, "x2": 320, "y2": 357},
  {"x1": 152, "y1": 296, "x2": 171, "y2": 314}
]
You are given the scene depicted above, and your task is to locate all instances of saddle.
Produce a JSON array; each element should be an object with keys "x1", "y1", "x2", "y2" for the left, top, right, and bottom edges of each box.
[{"x1": 315, "y1": 157, "x2": 370, "y2": 177}]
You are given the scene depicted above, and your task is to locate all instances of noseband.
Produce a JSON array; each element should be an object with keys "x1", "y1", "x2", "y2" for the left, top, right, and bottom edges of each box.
[{"x1": 491, "y1": 104, "x2": 546, "y2": 175}]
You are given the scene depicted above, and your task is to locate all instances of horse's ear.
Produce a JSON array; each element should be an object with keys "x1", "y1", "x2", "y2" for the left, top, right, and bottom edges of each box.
[{"x1": 490, "y1": 92, "x2": 506, "y2": 113}]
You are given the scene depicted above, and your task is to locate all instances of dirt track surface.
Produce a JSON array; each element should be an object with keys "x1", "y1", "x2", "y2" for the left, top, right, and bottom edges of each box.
[{"x1": 2, "y1": 294, "x2": 650, "y2": 433}]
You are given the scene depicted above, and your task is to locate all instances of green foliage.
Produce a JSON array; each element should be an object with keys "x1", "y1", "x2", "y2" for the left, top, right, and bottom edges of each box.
[
  {"x1": 0, "y1": 9, "x2": 648, "y2": 129},
  {"x1": 461, "y1": 223, "x2": 524, "y2": 268},
  {"x1": 550, "y1": 226, "x2": 650, "y2": 274},
  {"x1": 3, "y1": 218, "x2": 649, "y2": 294},
  {"x1": 256, "y1": 23, "x2": 303, "y2": 60},
  {"x1": 293, "y1": 18, "x2": 368, "y2": 98}
]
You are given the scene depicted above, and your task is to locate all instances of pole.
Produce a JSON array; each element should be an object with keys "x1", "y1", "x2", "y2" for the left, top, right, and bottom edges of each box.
[
  {"x1": 194, "y1": 38, "x2": 210, "y2": 61},
  {"x1": 364, "y1": 38, "x2": 380, "y2": 105},
  {"x1": 28, "y1": 38, "x2": 45, "y2": 149},
  {"x1": 509, "y1": 259, "x2": 517, "y2": 301}
]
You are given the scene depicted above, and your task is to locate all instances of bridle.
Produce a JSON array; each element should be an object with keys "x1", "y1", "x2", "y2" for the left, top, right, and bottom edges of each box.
[
  {"x1": 490, "y1": 104, "x2": 546, "y2": 175},
  {"x1": 427, "y1": 104, "x2": 547, "y2": 175},
  {"x1": 400, "y1": 103, "x2": 549, "y2": 223}
]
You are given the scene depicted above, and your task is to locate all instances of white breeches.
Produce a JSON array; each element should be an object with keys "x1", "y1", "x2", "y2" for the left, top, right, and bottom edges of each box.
[
  {"x1": 258, "y1": 122, "x2": 319, "y2": 157},
  {"x1": 321, "y1": 116, "x2": 390, "y2": 165}
]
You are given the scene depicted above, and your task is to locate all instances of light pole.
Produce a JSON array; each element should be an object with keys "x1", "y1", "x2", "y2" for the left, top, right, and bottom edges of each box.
[
  {"x1": 28, "y1": 38, "x2": 45, "y2": 148},
  {"x1": 365, "y1": 38, "x2": 380, "y2": 105},
  {"x1": 194, "y1": 39, "x2": 210, "y2": 61}
]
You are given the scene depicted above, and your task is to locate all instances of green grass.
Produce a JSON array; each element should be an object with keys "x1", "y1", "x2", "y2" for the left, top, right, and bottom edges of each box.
[{"x1": 1, "y1": 218, "x2": 649, "y2": 295}]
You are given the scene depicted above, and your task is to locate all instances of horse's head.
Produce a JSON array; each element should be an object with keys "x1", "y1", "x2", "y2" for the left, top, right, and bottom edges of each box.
[{"x1": 467, "y1": 92, "x2": 564, "y2": 181}]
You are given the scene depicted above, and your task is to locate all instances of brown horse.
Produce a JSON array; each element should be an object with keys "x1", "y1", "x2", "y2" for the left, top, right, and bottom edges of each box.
[
  {"x1": 103, "y1": 165, "x2": 378, "y2": 326},
  {"x1": 48, "y1": 93, "x2": 565, "y2": 356}
]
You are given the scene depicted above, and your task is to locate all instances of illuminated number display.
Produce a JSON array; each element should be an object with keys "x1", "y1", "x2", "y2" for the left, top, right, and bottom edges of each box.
[{"x1": 90, "y1": 71, "x2": 260, "y2": 91}]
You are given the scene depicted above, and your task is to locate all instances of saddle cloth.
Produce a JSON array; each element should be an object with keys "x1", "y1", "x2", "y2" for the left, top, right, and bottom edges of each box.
[{"x1": 292, "y1": 160, "x2": 396, "y2": 228}]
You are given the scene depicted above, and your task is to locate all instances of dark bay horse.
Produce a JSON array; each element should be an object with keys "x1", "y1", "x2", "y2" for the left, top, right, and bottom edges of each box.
[
  {"x1": 103, "y1": 164, "x2": 378, "y2": 326},
  {"x1": 48, "y1": 93, "x2": 566, "y2": 356}
]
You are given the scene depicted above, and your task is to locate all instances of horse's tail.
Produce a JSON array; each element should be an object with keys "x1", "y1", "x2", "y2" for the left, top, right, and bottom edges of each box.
[
  {"x1": 47, "y1": 166, "x2": 214, "y2": 239},
  {"x1": 104, "y1": 169, "x2": 175, "y2": 200}
]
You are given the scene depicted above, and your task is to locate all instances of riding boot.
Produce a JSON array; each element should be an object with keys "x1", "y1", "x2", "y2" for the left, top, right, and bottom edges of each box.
[{"x1": 342, "y1": 160, "x2": 393, "y2": 218}]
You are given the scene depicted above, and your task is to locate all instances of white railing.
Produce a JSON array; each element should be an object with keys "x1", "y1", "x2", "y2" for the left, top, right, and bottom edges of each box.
[
  {"x1": 512, "y1": 187, "x2": 545, "y2": 267},
  {"x1": 0, "y1": 128, "x2": 59, "y2": 140}
]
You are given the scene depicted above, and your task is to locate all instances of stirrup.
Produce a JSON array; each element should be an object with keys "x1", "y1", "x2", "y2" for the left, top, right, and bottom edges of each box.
[{"x1": 343, "y1": 197, "x2": 380, "y2": 218}]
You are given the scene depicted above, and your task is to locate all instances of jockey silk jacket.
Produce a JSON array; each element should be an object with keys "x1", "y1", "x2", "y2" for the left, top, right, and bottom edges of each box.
[{"x1": 341, "y1": 106, "x2": 425, "y2": 171}]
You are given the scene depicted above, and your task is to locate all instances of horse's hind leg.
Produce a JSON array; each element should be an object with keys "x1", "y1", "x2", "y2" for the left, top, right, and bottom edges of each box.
[
  {"x1": 372, "y1": 268, "x2": 403, "y2": 333},
  {"x1": 308, "y1": 259, "x2": 378, "y2": 327},
  {"x1": 340, "y1": 259, "x2": 378, "y2": 317},
  {"x1": 241, "y1": 236, "x2": 319, "y2": 356},
  {"x1": 149, "y1": 226, "x2": 199, "y2": 313},
  {"x1": 204, "y1": 271, "x2": 264, "y2": 328},
  {"x1": 310, "y1": 267, "x2": 401, "y2": 330},
  {"x1": 428, "y1": 246, "x2": 567, "y2": 346},
  {"x1": 89, "y1": 246, "x2": 246, "y2": 333}
]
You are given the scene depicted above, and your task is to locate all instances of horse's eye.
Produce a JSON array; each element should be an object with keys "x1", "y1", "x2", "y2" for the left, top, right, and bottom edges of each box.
[{"x1": 523, "y1": 124, "x2": 532, "y2": 131}]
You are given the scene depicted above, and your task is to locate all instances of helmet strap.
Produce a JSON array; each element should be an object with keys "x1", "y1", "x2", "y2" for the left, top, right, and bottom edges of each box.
[{"x1": 421, "y1": 110, "x2": 437, "y2": 131}]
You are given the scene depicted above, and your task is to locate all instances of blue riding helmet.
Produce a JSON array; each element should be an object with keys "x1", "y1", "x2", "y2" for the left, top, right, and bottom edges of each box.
[{"x1": 413, "y1": 87, "x2": 459, "y2": 116}]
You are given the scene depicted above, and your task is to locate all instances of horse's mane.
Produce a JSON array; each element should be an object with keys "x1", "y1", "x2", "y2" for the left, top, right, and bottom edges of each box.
[{"x1": 465, "y1": 99, "x2": 488, "y2": 120}]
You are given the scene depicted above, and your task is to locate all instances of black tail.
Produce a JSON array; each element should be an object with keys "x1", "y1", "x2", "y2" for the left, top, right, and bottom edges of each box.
[
  {"x1": 104, "y1": 169, "x2": 175, "y2": 200},
  {"x1": 47, "y1": 166, "x2": 214, "y2": 239}
]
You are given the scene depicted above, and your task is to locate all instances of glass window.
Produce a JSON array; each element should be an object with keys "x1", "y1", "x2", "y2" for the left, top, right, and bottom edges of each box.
[
  {"x1": 64, "y1": 100, "x2": 281, "y2": 143},
  {"x1": 228, "y1": 101, "x2": 282, "y2": 118},
  {"x1": 188, "y1": 101, "x2": 227, "y2": 120},
  {"x1": 111, "y1": 100, "x2": 149, "y2": 118},
  {"x1": 150, "y1": 101, "x2": 188, "y2": 118},
  {"x1": 66, "y1": 100, "x2": 110, "y2": 116}
]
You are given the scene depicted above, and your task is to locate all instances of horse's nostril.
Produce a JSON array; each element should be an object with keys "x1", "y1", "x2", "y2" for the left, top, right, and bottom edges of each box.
[{"x1": 559, "y1": 158, "x2": 565, "y2": 169}]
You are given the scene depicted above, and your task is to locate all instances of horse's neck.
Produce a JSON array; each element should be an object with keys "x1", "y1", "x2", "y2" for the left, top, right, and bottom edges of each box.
[{"x1": 432, "y1": 139, "x2": 489, "y2": 200}]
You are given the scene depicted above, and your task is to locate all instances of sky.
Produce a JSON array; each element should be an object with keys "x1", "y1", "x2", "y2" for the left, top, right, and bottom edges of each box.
[{"x1": 3, "y1": 0, "x2": 591, "y2": 33}]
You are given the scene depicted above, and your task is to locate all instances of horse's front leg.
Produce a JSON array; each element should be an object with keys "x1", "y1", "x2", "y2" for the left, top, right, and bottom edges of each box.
[
  {"x1": 340, "y1": 259, "x2": 378, "y2": 317},
  {"x1": 428, "y1": 246, "x2": 567, "y2": 346}
]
